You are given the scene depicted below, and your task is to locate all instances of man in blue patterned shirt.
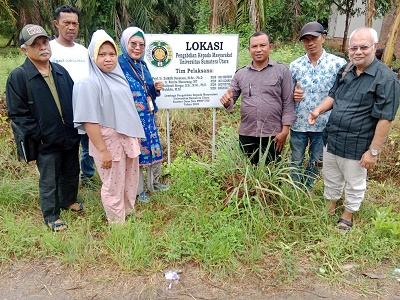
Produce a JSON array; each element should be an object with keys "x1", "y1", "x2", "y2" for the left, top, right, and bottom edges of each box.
[{"x1": 289, "y1": 22, "x2": 346, "y2": 189}]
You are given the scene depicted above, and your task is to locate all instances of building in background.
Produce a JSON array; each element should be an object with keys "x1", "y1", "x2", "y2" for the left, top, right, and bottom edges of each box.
[{"x1": 327, "y1": 0, "x2": 399, "y2": 59}]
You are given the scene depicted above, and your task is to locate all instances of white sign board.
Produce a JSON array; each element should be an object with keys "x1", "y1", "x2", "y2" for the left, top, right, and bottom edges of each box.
[{"x1": 144, "y1": 34, "x2": 239, "y2": 109}]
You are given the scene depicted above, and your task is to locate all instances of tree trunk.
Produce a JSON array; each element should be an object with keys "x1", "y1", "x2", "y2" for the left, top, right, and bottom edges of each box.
[
  {"x1": 211, "y1": 0, "x2": 218, "y2": 33},
  {"x1": 248, "y1": 0, "x2": 259, "y2": 31},
  {"x1": 328, "y1": 3, "x2": 339, "y2": 39},
  {"x1": 341, "y1": 0, "x2": 355, "y2": 52},
  {"x1": 291, "y1": 0, "x2": 302, "y2": 41},
  {"x1": 254, "y1": 0, "x2": 260, "y2": 31},
  {"x1": 382, "y1": 4, "x2": 400, "y2": 66},
  {"x1": 365, "y1": 0, "x2": 375, "y2": 27},
  {"x1": 3, "y1": 34, "x2": 15, "y2": 47}
]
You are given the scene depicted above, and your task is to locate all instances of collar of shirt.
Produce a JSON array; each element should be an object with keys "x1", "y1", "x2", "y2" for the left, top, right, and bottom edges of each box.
[
  {"x1": 247, "y1": 59, "x2": 275, "y2": 72},
  {"x1": 350, "y1": 57, "x2": 379, "y2": 77}
]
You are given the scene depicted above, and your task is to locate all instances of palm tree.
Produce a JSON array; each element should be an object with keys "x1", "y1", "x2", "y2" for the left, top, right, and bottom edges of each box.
[
  {"x1": 1, "y1": 0, "x2": 49, "y2": 46},
  {"x1": 0, "y1": 0, "x2": 16, "y2": 46},
  {"x1": 209, "y1": 0, "x2": 238, "y2": 32},
  {"x1": 0, "y1": 0, "x2": 16, "y2": 25}
]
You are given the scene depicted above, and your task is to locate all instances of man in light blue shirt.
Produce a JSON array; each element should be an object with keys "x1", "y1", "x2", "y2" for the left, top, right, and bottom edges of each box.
[{"x1": 289, "y1": 22, "x2": 347, "y2": 189}]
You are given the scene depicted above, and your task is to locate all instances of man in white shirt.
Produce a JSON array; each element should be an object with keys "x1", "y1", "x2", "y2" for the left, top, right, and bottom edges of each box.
[{"x1": 50, "y1": 4, "x2": 95, "y2": 187}]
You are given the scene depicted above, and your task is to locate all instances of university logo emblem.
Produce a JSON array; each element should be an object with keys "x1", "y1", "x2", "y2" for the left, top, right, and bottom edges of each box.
[{"x1": 146, "y1": 40, "x2": 172, "y2": 68}]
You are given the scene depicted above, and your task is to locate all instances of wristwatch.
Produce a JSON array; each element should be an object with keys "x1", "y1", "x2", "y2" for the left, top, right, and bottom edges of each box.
[{"x1": 369, "y1": 148, "x2": 379, "y2": 156}]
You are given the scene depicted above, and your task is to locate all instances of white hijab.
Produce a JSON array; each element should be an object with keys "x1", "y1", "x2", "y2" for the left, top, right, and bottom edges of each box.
[{"x1": 73, "y1": 29, "x2": 145, "y2": 138}]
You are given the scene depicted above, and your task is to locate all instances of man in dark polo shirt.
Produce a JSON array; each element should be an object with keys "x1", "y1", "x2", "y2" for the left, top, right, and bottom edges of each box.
[
  {"x1": 308, "y1": 27, "x2": 400, "y2": 231},
  {"x1": 220, "y1": 31, "x2": 295, "y2": 165}
]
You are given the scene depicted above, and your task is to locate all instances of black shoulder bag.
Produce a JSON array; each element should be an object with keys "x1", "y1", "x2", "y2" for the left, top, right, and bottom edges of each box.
[{"x1": 11, "y1": 67, "x2": 39, "y2": 163}]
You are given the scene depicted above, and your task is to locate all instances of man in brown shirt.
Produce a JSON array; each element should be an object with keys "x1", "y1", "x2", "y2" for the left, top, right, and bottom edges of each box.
[{"x1": 220, "y1": 31, "x2": 295, "y2": 164}]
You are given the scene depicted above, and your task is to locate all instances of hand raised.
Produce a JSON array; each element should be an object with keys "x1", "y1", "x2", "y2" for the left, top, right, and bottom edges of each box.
[
  {"x1": 307, "y1": 110, "x2": 319, "y2": 125},
  {"x1": 220, "y1": 87, "x2": 233, "y2": 108},
  {"x1": 293, "y1": 81, "x2": 303, "y2": 102},
  {"x1": 154, "y1": 80, "x2": 163, "y2": 91}
]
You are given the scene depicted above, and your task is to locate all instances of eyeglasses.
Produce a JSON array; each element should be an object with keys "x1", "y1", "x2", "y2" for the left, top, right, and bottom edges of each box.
[
  {"x1": 130, "y1": 42, "x2": 145, "y2": 49},
  {"x1": 348, "y1": 45, "x2": 374, "y2": 52}
]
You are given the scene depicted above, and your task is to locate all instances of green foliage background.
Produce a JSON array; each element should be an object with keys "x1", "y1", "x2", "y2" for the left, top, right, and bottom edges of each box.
[{"x1": 0, "y1": 0, "x2": 394, "y2": 46}]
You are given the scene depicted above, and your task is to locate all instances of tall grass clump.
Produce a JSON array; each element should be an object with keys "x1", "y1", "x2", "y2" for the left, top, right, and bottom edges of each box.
[
  {"x1": 104, "y1": 220, "x2": 156, "y2": 272},
  {"x1": 373, "y1": 206, "x2": 400, "y2": 242},
  {"x1": 146, "y1": 149, "x2": 254, "y2": 276},
  {"x1": 0, "y1": 138, "x2": 37, "y2": 179},
  {"x1": 369, "y1": 115, "x2": 400, "y2": 182},
  {"x1": 213, "y1": 126, "x2": 318, "y2": 234}
]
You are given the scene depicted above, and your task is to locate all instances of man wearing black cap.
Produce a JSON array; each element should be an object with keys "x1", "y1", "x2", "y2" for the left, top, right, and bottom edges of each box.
[
  {"x1": 6, "y1": 24, "x2": 80, "y2": 232},
  {"x1": 289, "y1": 22, "x2": 346, "y2": 190}
]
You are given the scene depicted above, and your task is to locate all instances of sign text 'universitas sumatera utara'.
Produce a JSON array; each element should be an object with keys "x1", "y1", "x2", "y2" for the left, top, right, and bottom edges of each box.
[{"x1": 144, "y1": 34, "x2": 239, "y2": 109}]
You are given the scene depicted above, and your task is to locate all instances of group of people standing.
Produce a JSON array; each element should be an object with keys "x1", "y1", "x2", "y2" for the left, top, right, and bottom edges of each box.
[
  {"x1": 220, "y1": 22, "x2": 399, "y2": 232},
  {"x1": 6, "y1": 4, "x2": 168, "y2": 231},
  {"x1": 5, "y1": 3, "x2": 399, "y2": 233}
]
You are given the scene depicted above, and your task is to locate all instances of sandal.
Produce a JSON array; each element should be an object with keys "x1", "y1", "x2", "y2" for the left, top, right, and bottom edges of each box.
[
  {"x1": 48, "y1": 221, "x2": 68, "y2": 232},
  {"x1": 65, "y1": 202, "x2": 84, "y2": 211},
  {"x1": 337, "y1": 218, "x2": 352, "y2": 231}
]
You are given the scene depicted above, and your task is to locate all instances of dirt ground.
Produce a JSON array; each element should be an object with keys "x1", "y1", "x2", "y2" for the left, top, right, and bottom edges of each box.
[{"x1": 0, "y1": 259, "x2": 399, "y2": 300}]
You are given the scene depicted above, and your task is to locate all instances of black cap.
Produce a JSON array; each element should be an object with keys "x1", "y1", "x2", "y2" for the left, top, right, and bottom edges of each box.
[{"x1": 299, "y1": 22, "x2": 325, "y2": 41}]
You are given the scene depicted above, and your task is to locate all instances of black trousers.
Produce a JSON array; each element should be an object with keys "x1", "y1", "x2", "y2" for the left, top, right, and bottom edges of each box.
[
  {"x1": 36, "y1": 145, "x2": 80, "y2": 224},
  {"x1": 239, "y1": 135, "x2": 280, "y2": 165}
]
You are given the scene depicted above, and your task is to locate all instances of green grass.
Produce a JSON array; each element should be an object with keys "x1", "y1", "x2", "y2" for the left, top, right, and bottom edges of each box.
[
  {"x1": 236, "y1": 42, "x2": 305, "y2": 68},
  {"x1": 0, "y1": 43, "x2": 399, "y2": 295},
  {"x1": 0, "y1": 126, "x2": 399, "y2": 285},
  {"x1": 0, "y1": 36, "x2": 11, "y2": 47},
  {"x1": 0, "y1": 48, "x2": 25, "y2": 96}
]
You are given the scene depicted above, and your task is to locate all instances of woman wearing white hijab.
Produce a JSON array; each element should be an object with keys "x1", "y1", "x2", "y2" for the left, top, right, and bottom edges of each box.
[
  {"x1": 73, "y1": 30, "x2": 145, "y2": 224},
  {"x1": 119, "y1": 26, "x2": 168, "y2": 203}
]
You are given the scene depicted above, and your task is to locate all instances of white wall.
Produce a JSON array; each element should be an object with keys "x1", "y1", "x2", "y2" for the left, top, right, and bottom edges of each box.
[{"x1": 328, "y1": 0, "x2": 383, "y2": 39}]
